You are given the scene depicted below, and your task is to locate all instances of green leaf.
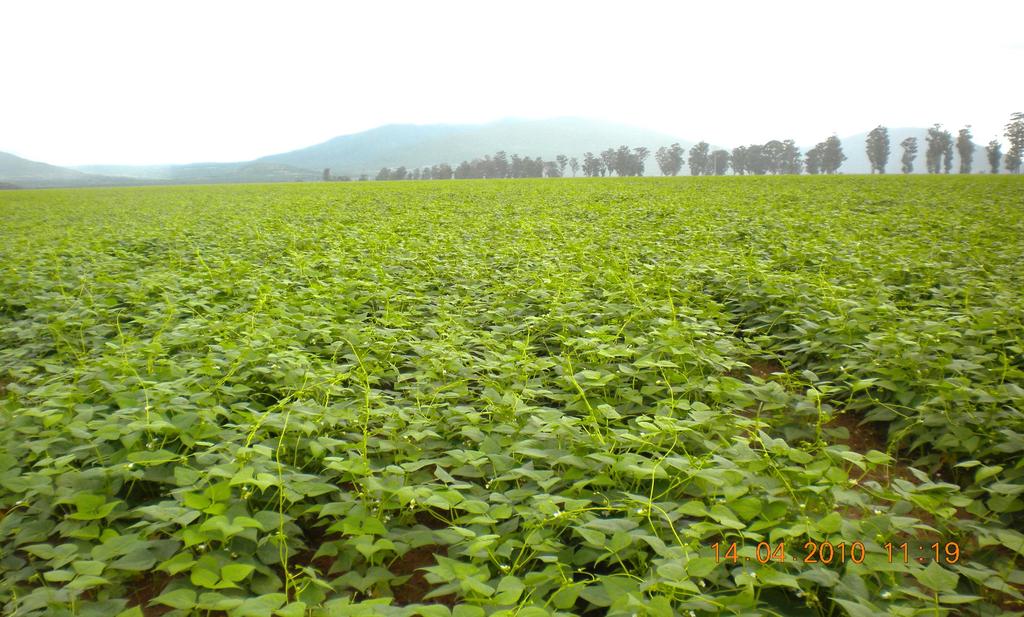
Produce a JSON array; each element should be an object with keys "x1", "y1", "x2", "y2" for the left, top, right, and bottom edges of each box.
[
  {"x1": 817, "y1": 512, "x2": 842, "y2": 533},
  {"x1": 221, "y1": 563, "x2": 255, "y2": 583},
  {"x1": 834, "y1": 599, "x2": 882, "y2": 617},
  {"x1": 191, "y1": 566, "x2": 222, "y2": 589},
  {"x1": 151, "y1": 588, "x2": 197, "y2": 610},
  {"x1": 708, "y1": 504, "x2": 745, "y2": 529},
  {"x1": 494, "y1": 575, "x2": 525, "y2": 603},
  {"x1": 914, "y1": 561, "x2": 959, "y2": 592},
  {"x1": 229, "y1": 593, "x2": 288, "y2": 617},
  {"x1": 685, "y1": 557, "x2": 718, "y2": 577},
  {"x1": 127, "y1": 449, "x2": 181, "y2": 465},
  {"x1": 275, "y1": 602, "x2": 308, "y2": 617},
  {"x1": 109, "y1": 548, "x2": 156, "y2": 571}
]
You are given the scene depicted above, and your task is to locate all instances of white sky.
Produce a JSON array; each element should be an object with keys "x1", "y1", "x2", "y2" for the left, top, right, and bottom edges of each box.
[{"x1": 2, "y1": 0, "x2": 1022, "y2": 166}]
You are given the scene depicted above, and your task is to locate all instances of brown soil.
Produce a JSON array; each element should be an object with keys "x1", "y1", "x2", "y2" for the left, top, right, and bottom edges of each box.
[
  {"x1": 414, "y1": 508, "x2": 451, "y2": 530},
  {"x1": 727, "y1": 358, "x2": 785, "y2": 382},
  {"x1": 389, "y1": 544, "x2": 455, "y2": 605},
  {"x1": 747, "y1": 359, "x2": 785, "y2": 380},
  {"x1": 826, "y1": 411, "x2": 889, "y2": 455},
  {"x1": 125, "y1": 572, "x2": 174, "y2": 616}
]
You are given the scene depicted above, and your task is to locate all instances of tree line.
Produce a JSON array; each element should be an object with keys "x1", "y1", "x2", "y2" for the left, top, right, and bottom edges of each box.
[{"x1": 321, "y1": 112, "x2": 1023, "y2": 181}]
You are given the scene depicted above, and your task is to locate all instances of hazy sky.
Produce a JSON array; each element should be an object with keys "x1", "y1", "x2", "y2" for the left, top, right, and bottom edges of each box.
[{"x1": 3, "y1": 0, "x2": 1022, "y2": 166}]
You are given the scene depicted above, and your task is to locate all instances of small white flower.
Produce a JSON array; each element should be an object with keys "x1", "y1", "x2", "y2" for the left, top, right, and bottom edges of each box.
[{"x1": 881, "y1": 591, "x2": 892, "y2": 600}]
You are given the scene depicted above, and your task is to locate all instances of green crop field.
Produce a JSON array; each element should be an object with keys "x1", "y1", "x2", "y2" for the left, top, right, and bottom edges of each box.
[{"x1": 1, "y1": 176, "x2": 1023, "y2": 617}]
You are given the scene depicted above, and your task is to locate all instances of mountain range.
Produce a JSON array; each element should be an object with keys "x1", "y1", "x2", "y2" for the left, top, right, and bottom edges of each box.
[{"x1": 0, "y1": 118, "x2": 990, "y2": 189}]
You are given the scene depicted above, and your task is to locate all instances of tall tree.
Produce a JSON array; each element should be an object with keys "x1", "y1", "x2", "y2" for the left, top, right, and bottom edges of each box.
[
  {"x1": 555, "y1": 155, "x2": 568, "y2": 177},
  {"x1": 745, "y1": 144, "x2": 768, "y2": 175},
  {"x1": 865, "y1": 126, "x2": 890, "y2": 174},
  {"x1": 956, "y1": 127, "x2": 975, "y2": 174},
  {"x1": 926, "y1": 124, "x2": 953, "y2": 174},
  {"x1": 780, "y1": 140, "x2": 802, "y2": 174},
  {"x1": 633, "y1": 147, "x2": 650, "y2": 176},
  {"x1": 655, "y1": 143, "x2": 685, "y2": 176},
  {"x1": 436, "y1": 163, "x2": 453, "y2": 180},
  {"x1": 730, "y1": 146, "x2": 748, "y2": 175},
  {"x1": 493, "y1": 151, "x2": 510, "y2": 179},
  {"x1": 507, "y1": 154, "x2": 521, "y2": 178},
  {"x1": 569, "y1": 157, "x2": 579, "y2": 177},
  {"x1": 688, "y1": 141, "x2": 711, "y2": 176},
  {"x1": 763, "y1": 140, "x2": 785, "y2": 174},
  {"x1": 805, "y1": 144, "x2": 824, "y2": 175},
  {"x1": 942, "y1": 137, "x2": 954, "y2": 173},
  {"x1": 900, "y1": 137, "x2": 918, "y2": 174},
  {"x1": 322, "y1": 168, "x2": 332, "y2": 181},
  {"x1": 582, "y1": 152, "x2": 603, "y2": 177},
  {"x1": 1006, "y1": 112, "x2": 1024, "y2": 174},
  {"x1": 710, "y1": 150, "x2": 731, "y2": 175},
  {"x1": 986, "y1": 140, "x2": 1002, "y2": 174},
  {"x1": 821, "y1": 136, "x2": 846, "y2": 174},
  {"x1": 600, "y1": 149, "x2": 616, "y2": 177},
  {"x1": 614, "y1": 146, "x2": 632, "y2": 176}
]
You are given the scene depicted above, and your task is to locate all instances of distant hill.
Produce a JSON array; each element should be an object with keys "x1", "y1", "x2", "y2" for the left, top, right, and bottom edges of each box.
[
  {"x1": 6, "y1": 118, "x2": 1000, "y2": 188},
  {"x1": 256, "y1": 118, "x2": 693, "y2": 176},
  {"x1": 75, "y1": 161, "x2": 318, "y2": 183},
  {"x1": 0, "y1": 151, "x2": 145, "y2": 188},
  {"x1": 0, "y1": 181, "x2": 21, "y2": 190}
]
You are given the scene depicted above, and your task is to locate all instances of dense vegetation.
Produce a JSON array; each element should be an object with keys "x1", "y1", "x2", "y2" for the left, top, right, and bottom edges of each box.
[{"x1": 1, "y1": 176, "x2": 1022, "y2": 617}]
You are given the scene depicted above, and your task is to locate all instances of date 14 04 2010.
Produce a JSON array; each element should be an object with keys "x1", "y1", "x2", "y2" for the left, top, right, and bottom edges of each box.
[{"x1": 711, "y1": 541, "x2": 961, "y2": 565}]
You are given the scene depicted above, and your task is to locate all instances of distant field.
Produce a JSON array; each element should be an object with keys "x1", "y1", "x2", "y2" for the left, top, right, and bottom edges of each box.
[{"x1": 1, "y1": 177, "x2": 1022, "y2": 617}]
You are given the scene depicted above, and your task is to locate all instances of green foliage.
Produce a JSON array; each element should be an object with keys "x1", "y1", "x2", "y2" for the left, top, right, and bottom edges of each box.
[
  {"x1": 688, "y1": 142, "x2": 711, "y2": 176},
  {"x1": 865, "y1": 126, "x2": 890, "y2": 174},
  {"x1": 1006, "y1": 112, "x2": 1024, "y2": 174},
  {"x1": 986, "y1": 140, "x2": 1002, "y2": 174},
  {"x1": 926, "y1": 124, "x2": 955, "y2": 174},
  {"x1": 655, "y1": 143, "x2": 685, "y2": 177},
  {"x1": 1, "y1": 176, "x2": 1023, "y2": 616},
  {"x1": 900, "y1": 137, "x2": 919, "y2": 174},
  {"x1": 957, "y1": 127, "x2": 975, "y2": 174}
]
